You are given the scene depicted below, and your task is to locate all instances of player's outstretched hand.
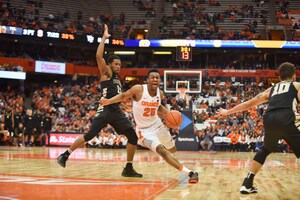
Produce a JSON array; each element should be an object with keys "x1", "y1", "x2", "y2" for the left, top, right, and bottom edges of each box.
[
  {"x1": 100, "y1": 98, "x2": 110, "y2": 106},
  {"x1": 103, "y1": 24, "x2": 111, "y2": 39},
  {"x1": 216, "y1": 108, "x2": 230, "y2": 116}
]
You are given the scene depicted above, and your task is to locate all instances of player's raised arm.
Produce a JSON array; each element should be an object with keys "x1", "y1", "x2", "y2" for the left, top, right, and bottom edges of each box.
[
  {"x1": 96, "y1": 24, "x2": 111, "y2": 76},
  {"x1": 218, "y1": 87, "x2": 271, "y2": 116},
  {"x1": 101, "y1": 85, "x2": 141, "y2": 106}
]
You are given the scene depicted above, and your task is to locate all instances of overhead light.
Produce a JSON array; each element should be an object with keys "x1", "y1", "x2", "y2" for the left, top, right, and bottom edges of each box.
[
  {"x1": 153, "y1": 51, "x2": 172, "y2": 55},
  {"x1": 114, "y1": 51, "x2": 135, "y2": 55},
  {"x1": 144, "y1": 29, "x2": 148, "y2": 32}
]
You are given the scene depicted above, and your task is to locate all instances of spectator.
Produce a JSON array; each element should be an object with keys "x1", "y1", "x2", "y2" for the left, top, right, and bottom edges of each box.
[
  {"x1": 200, "y1": 129, "x2": 213, "y2": 150},
  {"x1": 14, "y1": 122, "x2": 25, "y2": 146},
  {"x1": 255, "y1": 136, "x2": 264, "y2": 152}
]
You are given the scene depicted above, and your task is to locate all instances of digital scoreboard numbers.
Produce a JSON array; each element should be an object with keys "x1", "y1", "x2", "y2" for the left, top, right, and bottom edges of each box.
[
  {"x1": 176, "y1": 46, "x2": 192, "y2": 61},
  {"x1": 0, "y1": 26, "x2": 23, "y2": 35}
]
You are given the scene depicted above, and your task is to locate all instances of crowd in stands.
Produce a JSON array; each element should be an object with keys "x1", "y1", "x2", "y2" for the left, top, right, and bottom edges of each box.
[
  {"x1": 276, "y1": 0, "x2": 300, "y2": 41},
  {"x1": 0, "y1": 62, "x2": 23, "y2": 71},
  {"x1": 2, "y1": 0, "x2": 300, "y2": 41},
  {"x1": 160, "y1": 0, "x2": 267, "y2": 40},
  {"x1": 0, "y1": 0, "x2": 275, "y2": 40},
  {"x1": 0, "y1": 0, "x2": 156, "y2": 39}
]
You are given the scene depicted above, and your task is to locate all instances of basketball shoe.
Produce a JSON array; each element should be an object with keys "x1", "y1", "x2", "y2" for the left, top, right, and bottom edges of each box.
[
  {"x1": 188, "y1": 171, "x2": 199, "y2": 183},
  {"x1": 240, "y1": 177, "x2": 258, "y2": 194},
  {"x1": 57, "y1": 154, "x2": 69, "y2": 168},
  {"x1": 121, "y1": 166, "x2": 143, "y2": 177}
]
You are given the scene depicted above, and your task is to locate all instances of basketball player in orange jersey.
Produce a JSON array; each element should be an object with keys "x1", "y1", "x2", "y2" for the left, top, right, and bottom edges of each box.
[
  {"x1": 218, "y1": 62, "x2": 300, "y2": 194},
  {"x1": 57, "y1": 24, "x2": 142, "y2": 177},
  {"x1": 101, "y1": 69, "x2": 199, "y2": 183}
]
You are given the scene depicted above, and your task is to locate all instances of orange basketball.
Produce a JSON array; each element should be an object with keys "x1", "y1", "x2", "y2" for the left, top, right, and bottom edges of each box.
[{"x1": 165, "y1": 110, "x2": 182, "y2": 128}]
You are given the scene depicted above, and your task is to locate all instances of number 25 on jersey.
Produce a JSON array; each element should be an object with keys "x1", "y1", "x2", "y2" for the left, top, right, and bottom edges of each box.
[{"x1": 143, "y1": 108, "x2": 155, "y2": 117}]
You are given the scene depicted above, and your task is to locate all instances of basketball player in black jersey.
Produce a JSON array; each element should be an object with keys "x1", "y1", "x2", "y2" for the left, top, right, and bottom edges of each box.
[
  {"x1": 4, "y1": 106, "x2": 14, "y2": 135},
  {"x1": 218, "y1": 62, "x2": 300, "y2": 194},
  {"x1": 57, "y1": 24, "x2": 142, "y2": 177}
]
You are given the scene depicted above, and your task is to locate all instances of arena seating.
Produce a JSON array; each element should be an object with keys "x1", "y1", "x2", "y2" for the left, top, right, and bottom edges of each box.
[
  {"x1": 275, "y1": 0, "x2": 300, "y2": 40},
  {"x1": 160, "y1": 0, "x2": 269, "y2": 39}
]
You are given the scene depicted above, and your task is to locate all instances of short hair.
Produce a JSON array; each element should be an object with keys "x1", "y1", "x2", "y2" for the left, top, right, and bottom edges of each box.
[
  {"x1": 278, "y1": 62, "x2": 295, "y2": 80},
  {"x1": 148, "y1": 69, "x2": 160, "y2": 76},
  {"x1": 107, "y1": 55, "x2": 120, "y2": 64}
]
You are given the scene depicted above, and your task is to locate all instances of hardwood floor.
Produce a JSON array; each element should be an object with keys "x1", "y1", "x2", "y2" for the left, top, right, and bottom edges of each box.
[{"x1": 0, "y1": 146, "x2": 299, "y2": 200}]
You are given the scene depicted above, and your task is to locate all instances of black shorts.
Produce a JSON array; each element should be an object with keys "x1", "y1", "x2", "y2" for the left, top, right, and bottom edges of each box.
[
  {"x1": 263, "y1": 109, "x2": 300, "y2": 157},
  {"x1": 4, "y1": 124, "x2": 13, "y2": 133},
  {"x1": 84, "y1": 106, "x2": 133, "y2": 141},
  {"x1": 24, "y1": 129, "x2": 34, "y2": 136},
  {"x1": 35, "y1": 128, "x2": 42, "y2": 135}
]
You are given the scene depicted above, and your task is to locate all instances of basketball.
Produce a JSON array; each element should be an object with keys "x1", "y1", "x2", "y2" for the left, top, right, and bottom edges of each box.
[{"x1": 165, "y1": 110, "x2": 183, "y2": 128}]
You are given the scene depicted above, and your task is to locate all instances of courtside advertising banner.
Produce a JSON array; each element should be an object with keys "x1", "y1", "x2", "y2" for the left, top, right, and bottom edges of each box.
[
  {"x1": 48, "y1": 133, "x2": 83, "y2": 146},
  {"x1": 35, "y1": 60, "x2": 66, "y2": 74}
]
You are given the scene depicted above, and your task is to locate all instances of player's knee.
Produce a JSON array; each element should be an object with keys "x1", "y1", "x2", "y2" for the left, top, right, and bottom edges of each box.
[
  {"x1": 83, "y1": 133, "x2": 94, "y2": 142},
  {"x1": 253, "y1": 147, "x2": 271, "y2": 165},
  {"x1": 125, "y1": 128, "x2": 138, "y2": 145},
  {"x1": 167, "y1": 146, "x2": 177, "y2": 153},
  {"x1": 156, "y1": 145, "x2": 169, "y2": 158},
  {"x1": 163, "y1": 139, "x2": 176, "y2": 152}
]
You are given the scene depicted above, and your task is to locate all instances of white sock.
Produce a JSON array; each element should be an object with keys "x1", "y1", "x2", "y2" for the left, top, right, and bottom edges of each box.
[{"x1": 179, "y1": 166, "x2": 191, "y2": 175}]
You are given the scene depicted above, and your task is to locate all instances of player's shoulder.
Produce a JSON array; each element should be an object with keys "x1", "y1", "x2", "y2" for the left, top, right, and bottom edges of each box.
[
  {"x1": 132, "y1": 84, "x2": 143, "y2": 88},
  {"x1": 292, "y1": 81, "x2": 300, "y2": 90},
  {"x1": 131, "y1": 84, "x2": 143, "y2": 92}
]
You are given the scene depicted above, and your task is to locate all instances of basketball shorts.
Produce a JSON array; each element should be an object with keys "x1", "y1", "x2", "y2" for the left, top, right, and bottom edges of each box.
[
  {"x1": 136, "y1": 120, "x2": 175, "y2": 152},
  {"x1": 264, "y1": 109, "x2": 300, "y2": 158}
]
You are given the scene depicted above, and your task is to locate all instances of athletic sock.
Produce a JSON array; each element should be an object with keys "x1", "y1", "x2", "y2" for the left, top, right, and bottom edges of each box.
[
  {"x1": 63, "y1": 148, "x2": 72, "y2": 156},
  {"x1": 179, "y1": 165, "x2": 191, "y2": 175},
  {"x1": 125, "y1": 161, "x2": 133, "y2": 168},
  {"x1": 246, "y1": 172, "x2": 255, "y2": 180}
]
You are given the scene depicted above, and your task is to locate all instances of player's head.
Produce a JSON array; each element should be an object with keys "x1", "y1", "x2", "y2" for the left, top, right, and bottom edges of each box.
[
  {"x1": 107, "y1": 55, "x2": 121, "y2": 74},
  {"x1": 278, "y1": 62, "x2": 296, "y2": 81},
  {"x1": 147, "y1": 69, "x2": 160, "y2": 90}
]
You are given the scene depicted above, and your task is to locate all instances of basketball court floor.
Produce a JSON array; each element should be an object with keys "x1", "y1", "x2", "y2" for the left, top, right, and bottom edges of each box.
[{"x1": 0, "y1": 146, "x2": 299, "y2": 200}]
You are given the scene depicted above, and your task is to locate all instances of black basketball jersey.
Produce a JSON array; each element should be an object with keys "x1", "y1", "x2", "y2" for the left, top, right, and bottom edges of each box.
[
  {"x1": 100, "y1": 71, "x2": 122, "y2": 109},
  {"x1": 14, "y1": 113, "x2": 22, "y2": 128},
  {"x1": 266, "y1": 81, "x2": 299, "y2": 113},
  {"x1": 34, "y1": 113, "x2": 43, "y2": 129},
  {"x1": 24, "y1": 115, "x2": 35, "y2": 130},
  {"x1": 4, "y1": 110, "x2": 13, "y2": 125},
  {"x1": 42, "y1": 116, "x2": 52, "y2": 131}
]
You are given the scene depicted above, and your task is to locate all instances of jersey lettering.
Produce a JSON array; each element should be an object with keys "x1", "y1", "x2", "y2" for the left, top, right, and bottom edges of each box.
[
  {"x1": 102, "y1": 88, "x2": 108, "y2": 98},
  {"x1": 96, "y1": 88, "x2": 108, "y2": 116},
  {"x1": 143, "y1": 107, "x2": 156, "y2": 117},
  {"x1": 271, "y1": 83, "x2": 290, "y2": 97},
  {"x1": 117, "y1": 85, "x2": 121, "y2": 94}
]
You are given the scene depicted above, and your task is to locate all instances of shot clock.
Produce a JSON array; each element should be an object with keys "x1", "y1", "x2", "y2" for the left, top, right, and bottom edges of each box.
[{"x1": 176, "y1": 46, "x2": 192, "y2": 61}]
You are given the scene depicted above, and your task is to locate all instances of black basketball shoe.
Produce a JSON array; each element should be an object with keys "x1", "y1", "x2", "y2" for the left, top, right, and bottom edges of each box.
[
  {"x1": 188, "y1": 171, "x2": 199, "y2": 183},
  {"x1": 240, "y1": 178, "x2": 258, "y2": 194},
  {"x1": 121, "y1": 166, "x2": 143, "y2": 177},
  {"x1": 57, "y1": 154, "x2": 69, "y2": 168}
]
